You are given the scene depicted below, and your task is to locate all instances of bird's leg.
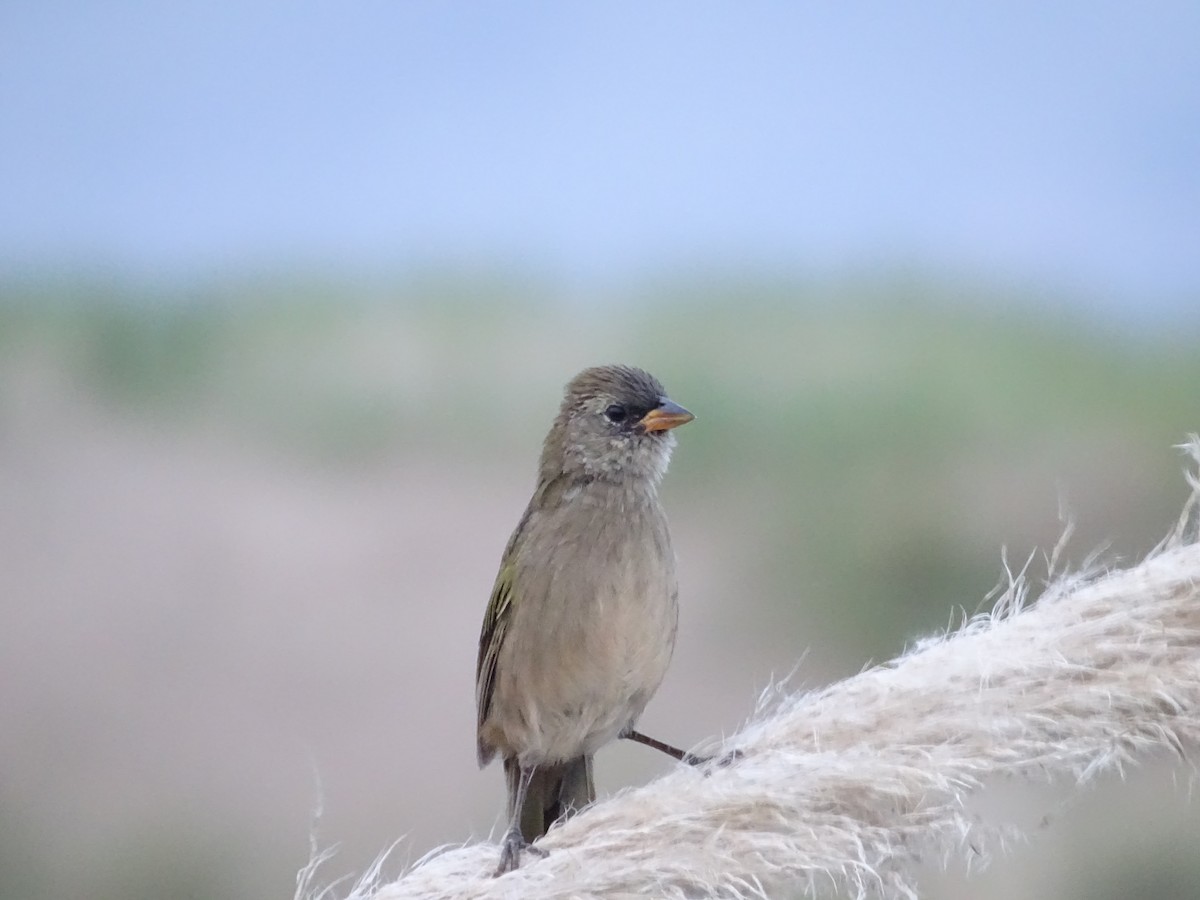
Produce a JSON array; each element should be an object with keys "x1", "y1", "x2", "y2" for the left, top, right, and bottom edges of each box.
[
  {"x1": 624, "y1": 729, "x2": 743, "y2": 767},
  {"x1": 623, "y1": 728, "x2": 693, "y2": 762},
  {"x1": 495, "y1": 763, "x2": 548, "y2": 876}
]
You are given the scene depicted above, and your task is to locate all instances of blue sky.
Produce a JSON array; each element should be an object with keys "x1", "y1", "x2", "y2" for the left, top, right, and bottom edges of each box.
[{"x1": 2, "y1": 2, "x2": 1198, "y2": 306}]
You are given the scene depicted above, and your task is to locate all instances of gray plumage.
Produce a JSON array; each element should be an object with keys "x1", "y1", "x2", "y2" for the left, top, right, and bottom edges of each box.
[{"x1": 475, "y1": 364, "x2": 693, "y2": 874}]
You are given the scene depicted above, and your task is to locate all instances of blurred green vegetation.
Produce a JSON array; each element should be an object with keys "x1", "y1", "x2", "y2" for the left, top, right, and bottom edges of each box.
[
  {"x1": 5, "y1": 272, "x2": 1197, "y2": 661},
  {"x1": 5, "y1": 275, "x2": 1199, "y2": 641}
]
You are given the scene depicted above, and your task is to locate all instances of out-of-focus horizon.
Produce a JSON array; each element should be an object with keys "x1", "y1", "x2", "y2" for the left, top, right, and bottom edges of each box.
[{"x1": 3, "y1": 5, "x2": 1200, "y2": 900}]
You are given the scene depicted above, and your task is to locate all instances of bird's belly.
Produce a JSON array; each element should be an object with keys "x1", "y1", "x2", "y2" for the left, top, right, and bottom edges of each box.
[{"x1": 489, "y1": 580, "x2": 678, "y2": 765}]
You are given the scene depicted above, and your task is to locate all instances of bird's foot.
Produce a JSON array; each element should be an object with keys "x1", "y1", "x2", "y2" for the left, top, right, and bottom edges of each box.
[
  {"x1": 494, "y1": 828, "x2": 548, "y2": 876},
  {"x1": 684, "y1": 748, "x2": 745, "y2": 769}
]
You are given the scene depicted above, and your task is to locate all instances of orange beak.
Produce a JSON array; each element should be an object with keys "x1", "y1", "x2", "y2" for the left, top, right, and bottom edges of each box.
[{"x1": 638, "y1": 399, "x2": 695, "y2": 433}]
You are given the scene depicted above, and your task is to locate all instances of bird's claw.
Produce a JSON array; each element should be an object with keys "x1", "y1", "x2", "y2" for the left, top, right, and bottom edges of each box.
[
  {"x1": 714, "y1": 748, "x2": 745, "y2": 767},
  {"x1": 494, "y1": 829, "x2": 548, "y2": 876},
  {"x1": 684, "y1": 747, "x2": 745, "y2": 770}
]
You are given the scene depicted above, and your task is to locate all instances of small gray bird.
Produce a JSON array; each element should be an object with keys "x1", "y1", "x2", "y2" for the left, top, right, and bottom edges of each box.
[{"x1": 475, "y1": 365, "x2": 694, "y2": 875}]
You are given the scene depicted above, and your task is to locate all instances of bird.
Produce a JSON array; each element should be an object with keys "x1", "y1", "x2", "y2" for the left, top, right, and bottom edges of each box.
[{"x1": 475, "y1": 364, "x2": 695, "y2": 875}]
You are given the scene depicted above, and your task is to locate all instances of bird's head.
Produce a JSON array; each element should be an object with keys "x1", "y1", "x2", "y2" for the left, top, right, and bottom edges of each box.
[{"x1": 540, "y1": 365, "x2": 694, "y2": 486}]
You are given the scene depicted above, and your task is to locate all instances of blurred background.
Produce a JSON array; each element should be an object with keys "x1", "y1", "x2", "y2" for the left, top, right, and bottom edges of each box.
[{"x1": 2, "y1": 3, "x2": 1199, "y2": 899}]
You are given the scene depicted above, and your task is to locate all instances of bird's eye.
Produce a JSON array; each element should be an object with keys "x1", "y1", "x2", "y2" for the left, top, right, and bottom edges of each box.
[{"x1": 604, "y1": 404, "x2": 628, "y2": 423}]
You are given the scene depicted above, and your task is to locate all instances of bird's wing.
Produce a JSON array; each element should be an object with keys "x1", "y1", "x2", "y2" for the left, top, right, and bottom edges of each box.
[
  {"x1": 475, "y1": 490, "x2": 555, "y2": 766},
  {"x1": 475, "y1": 558, "x2": 514, "y2": 750}
]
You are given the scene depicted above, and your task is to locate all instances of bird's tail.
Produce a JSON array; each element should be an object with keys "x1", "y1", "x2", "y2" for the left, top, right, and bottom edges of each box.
[{"x1": 504, "y1": 755, "x2": 595, "y2": 842}]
